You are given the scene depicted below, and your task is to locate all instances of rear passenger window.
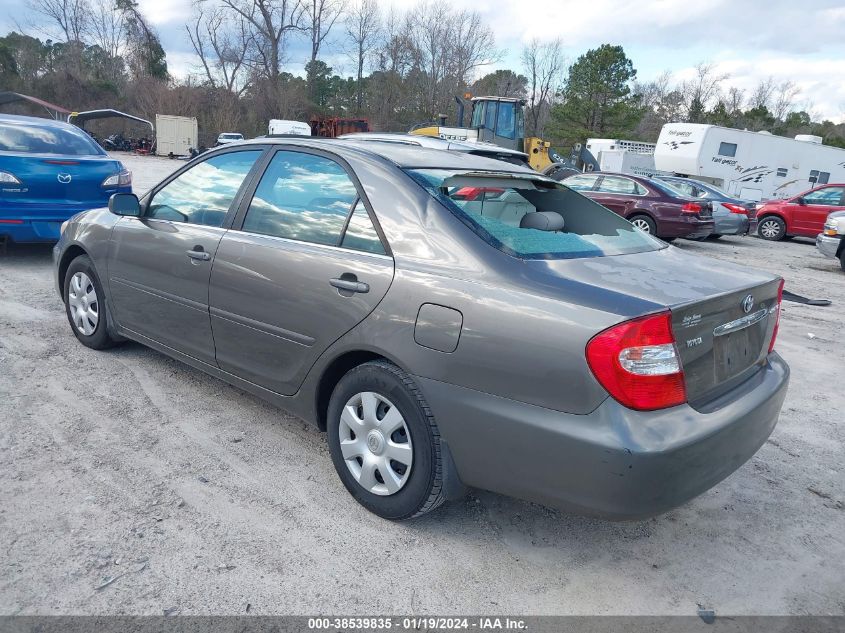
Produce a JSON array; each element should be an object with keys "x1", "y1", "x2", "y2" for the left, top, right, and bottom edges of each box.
[
  {"x1": 148, "y1": 151, "x2": 262, "y2": 226},
  {"x1": 243, "y1": 151, "x2": 358, "y2": 245},
  {"x1": 341, "y1": 202, "x2": 386, "y2": 255},
  {"x1": 565, "y1": 175, "x2": 599, "y2": 191},
  {"x1": 597, "y1": 176, "x2": 641, "y2": 195}
]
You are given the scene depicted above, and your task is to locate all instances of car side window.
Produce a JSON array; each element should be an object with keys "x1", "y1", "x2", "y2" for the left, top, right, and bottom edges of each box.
[
  {"x1": 597, "y1": 176, "x2": 640, "y2": 195},
  {"x1": 668, "y1": 180, "x2": 694, "y2": 196},
  {"x1": 565, "y1": 175, "x2": 599, "y2": 191},
  {"x1": 147, "y1": 150, "x2": 262, "y2": 226},
  {"x1": 242, "y1": 151, "x2": 358, "y2": 246},
  {"x1": 803, "y1": 187, "x2": 845, "y2": 206},
  {"x1": 341, "y1": 201, "x2": 386, "y2": 255}
]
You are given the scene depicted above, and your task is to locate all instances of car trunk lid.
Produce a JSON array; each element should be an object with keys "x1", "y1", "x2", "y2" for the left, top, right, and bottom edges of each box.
[{"x1": 0, "y1": 154, "x2": 123, "y2": 215}]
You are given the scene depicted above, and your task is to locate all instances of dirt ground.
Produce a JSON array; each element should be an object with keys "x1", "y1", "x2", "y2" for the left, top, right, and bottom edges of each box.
[{"x1": 1, "y1": 153, "x2": 843, "y2": 616}]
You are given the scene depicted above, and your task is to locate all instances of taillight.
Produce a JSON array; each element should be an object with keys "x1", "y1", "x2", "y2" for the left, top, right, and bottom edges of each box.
[
  {"x1": 102, "y1": 170, "x2": 132, "y2": 188},
  {"x1": 0, "y1": 170, "x2": 21, "y2": 184},
  {"x1": 723, "y1": 203, "x2": 747, "y2": 214},
  {"x1": 681, "y1": 202, "x2": 702, "y2": 214},
  {"x1": 768, "y1": 279, "x2": 785, "y2": 353},
  {"x1": 586, "y1": 312, "x2": 687, "y2": 411}
]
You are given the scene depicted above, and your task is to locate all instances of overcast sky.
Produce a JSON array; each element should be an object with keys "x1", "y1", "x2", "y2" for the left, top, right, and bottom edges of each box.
[{"x1": 6, "y1": 0, "x2": 845, "y2": 122}]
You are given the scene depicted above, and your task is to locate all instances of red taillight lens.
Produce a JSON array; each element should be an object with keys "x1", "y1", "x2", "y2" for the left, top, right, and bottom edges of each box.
[
  {"x1": 452, "y1": 186, "x2": 504, "y2": 201},
  {"x1": 723, "y1": 203, "x2": 747, "y2": 214},
  {"x1": 768, "y1": 279, "x2": 785, "y2": 353},
  {"x1": 586, "y1": 312, "x2": 687, "y2": 411},
  {"x1": 681, "y1": 202, "x2": 702, "y2": 214}
]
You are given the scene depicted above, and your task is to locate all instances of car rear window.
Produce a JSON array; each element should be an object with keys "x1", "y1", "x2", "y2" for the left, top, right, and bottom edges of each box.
[
  {"x1": 0, "y1": 121, "x2": 105, "y2": 156},
  {"x1": 407, "y1": 169, "x2": 664, "y2": 260}
]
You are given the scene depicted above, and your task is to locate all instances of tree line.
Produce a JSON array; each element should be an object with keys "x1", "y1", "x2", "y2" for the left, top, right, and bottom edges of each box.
[{"x1": 1, "y1": 0, "x2": 843, "y2": 150}]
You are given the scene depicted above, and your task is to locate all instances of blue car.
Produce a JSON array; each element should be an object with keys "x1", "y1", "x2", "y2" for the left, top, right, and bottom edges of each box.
[{"x1": 0, "y1": 113, "x2": 131, "y2": 243}]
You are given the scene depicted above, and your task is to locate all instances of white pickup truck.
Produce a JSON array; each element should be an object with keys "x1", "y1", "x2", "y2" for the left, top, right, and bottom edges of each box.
[{"x1": 816, "y1": 211, "x2": 845, "y2": 272}]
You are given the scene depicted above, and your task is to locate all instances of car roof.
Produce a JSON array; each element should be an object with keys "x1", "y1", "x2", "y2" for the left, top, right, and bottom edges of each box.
[
  {"x1": 0, "y1": 112, "x2": 78, "y2": 130},
  {"x1": 236, "y1": 136, "x2": 537, "y2": 173},
  {"x1": 338, "y1": 132, "x2": 528, "y2": 158}
]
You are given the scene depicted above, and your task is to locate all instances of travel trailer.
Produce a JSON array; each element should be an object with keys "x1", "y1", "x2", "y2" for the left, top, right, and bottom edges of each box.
[
  {"x1": 654, "y1": 123, "x2": 845, "y2": 201},
  {"x1": 584, "y1": 138, "x2": 672, "y2": 177}
]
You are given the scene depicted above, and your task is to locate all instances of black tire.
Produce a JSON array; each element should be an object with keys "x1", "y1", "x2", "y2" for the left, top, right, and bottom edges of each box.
[
  {"x1": 707, "y1": 234, "x2": 723, "y2": 240},
  {"x1": 63, "y1": 254, "x2": 118, "y2": 350},
  {"x1": 757, "y1": 215, "x2": 786, "y2": 241},
  {"x1": 327, "y1": 360, "x2": 445, "y2": 520},
  {"x1": 629, "y1": 213, "x2": 657, "y2": 236}
]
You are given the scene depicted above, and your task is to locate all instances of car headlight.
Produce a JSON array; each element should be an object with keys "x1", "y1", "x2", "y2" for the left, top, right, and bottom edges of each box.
[{"x1": 102, "y1": 170, "x2": 132, "y2": 187}]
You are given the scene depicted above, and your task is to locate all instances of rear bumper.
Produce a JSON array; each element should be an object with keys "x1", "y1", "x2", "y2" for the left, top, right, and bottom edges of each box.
[
  {"x1": 714, "y1": 214, "x2": 752, "y2": 236},
  {"x1": 816, "y1": 233, "x2": 841, "y2": 259},
  {"x1": 660, "y1": 216, "x2": 715, "y2": 239},
  {"x1": 0, "y1": 219, "x2": 66, "y2": 242},
  {"x1": 417, "y1": 352, "x2": 789, "y2": 519}
]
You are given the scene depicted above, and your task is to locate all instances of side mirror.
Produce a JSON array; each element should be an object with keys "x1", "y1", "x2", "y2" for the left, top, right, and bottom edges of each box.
[
  {"x1": 795, "y1": 196, "x2": 805, "y2": 205},
  {"x1": 108, "y1": 192, "x2": 141, "y2": 216}
]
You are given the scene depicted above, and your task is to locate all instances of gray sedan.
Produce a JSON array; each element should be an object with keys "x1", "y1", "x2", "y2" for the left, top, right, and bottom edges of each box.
[{"x1": 53, "y1": 139, "x2": 790, "y2": 520}]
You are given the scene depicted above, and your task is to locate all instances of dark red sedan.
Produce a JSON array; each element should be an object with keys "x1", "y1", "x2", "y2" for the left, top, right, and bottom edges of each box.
[{"x1": 564, "y1": 172, "x2": 714, "y2": 240}]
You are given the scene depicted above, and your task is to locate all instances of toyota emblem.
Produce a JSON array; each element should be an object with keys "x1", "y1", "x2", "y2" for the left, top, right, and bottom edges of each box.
[
  {"x1": 742, "y1": 294, "x2": 754, "y2": 314},
  {"x1": 57, "y1": 173, "x2": 72, "y2": 184}
]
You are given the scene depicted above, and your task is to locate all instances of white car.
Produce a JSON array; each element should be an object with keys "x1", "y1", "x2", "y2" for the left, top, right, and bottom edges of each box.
[
  {"x1": 216, "y1": 132, "x2": 244, "y2": 145},
  {"x1": 338, "y1": 132, "x2": 530, "y2": 167},
  {"x1": 816, "y1": 211, "x2": 845, "y2": 271}
]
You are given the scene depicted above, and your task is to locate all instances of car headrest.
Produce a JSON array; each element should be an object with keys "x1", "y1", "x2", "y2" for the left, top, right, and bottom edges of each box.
[{"x1": 520, "y1": 211, "x2": 565, "y2": 232}]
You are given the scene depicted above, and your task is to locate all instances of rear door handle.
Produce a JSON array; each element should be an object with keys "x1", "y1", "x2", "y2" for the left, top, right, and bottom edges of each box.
[
  {"x1": 330, "y1": 278, "x2": 370, "y2": 294},
  {"x1": 186, "y1": 248, "x2": 211, "y2": 261}
]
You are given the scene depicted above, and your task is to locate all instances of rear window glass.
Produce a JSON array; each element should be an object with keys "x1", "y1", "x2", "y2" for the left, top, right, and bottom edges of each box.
[
  {"x1": 407, "y1": 169, "x2": 664, "y2": 260},
  {"x1": 0, "y1": 121, "x2": 105, "y2": 156}
]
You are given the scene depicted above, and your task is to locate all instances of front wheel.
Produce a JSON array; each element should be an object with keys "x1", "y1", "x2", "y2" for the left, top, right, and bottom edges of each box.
[
  {"x1": 64, "y1": 255, "x2": 119, "y2": 350},
  {"x1": 327, "y1": 360, "x2": 445, "y2": 520},
  {"x1": 629, "y1": 214, "x2": 656, "y2": 235},
  {"x1": 758, "y1": 216, "x2": 786, "y2": 241}
]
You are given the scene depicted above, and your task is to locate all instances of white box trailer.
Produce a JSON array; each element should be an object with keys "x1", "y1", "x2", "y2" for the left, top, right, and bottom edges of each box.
[
  {"x1": 654, "y1": 123, "x2": 845, "y2": 201},
  {"x1": 155, "y1": 114, "x2": 198, "y2": 156},
  {"x1": 268, "y1": 119, "x2": 311, "y2": 136}
]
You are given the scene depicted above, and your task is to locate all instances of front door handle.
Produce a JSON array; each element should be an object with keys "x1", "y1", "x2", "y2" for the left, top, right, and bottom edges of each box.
[
  {"x1": 186, "y1": 248, "x2": 211, "y2": 261},
  {"x1": 330, "y1": 277, "x2": 370, "y2": 294}
]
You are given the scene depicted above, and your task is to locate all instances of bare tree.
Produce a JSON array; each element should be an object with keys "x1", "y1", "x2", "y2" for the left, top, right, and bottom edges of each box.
[
  {"x1": 28, "y1": 0, "x2": 89, "y2": 43},
  {"x1": 521, "y1": 38, "x2": 564, "y2": 137},
  {"x1": 726, "y1": 85, "x2": 745, "y2": 115},
  {"x1": 187, "y1": 5, "x2": 251, "y2": 94},
  {"x1": 407, "y1": 0, "x2": 451, "y2": 115},
  {"x1": 219, "y1": 0, "x2": 305, "y2": 81},
  {"x1": 305, "y1": 0, "x2": 345, "y2": 69},
  {"x1": 447, "y1": 9, "x2": 498, "y2": 89},
  {"x1": 749, "y1": 76, "x2": 776, "y2": 110},
  {"x1": 344, "y1": 0, "x2": 380, "y2": 111},
  {"x1": 772, "y1": 79, "x2": 800, "y2": 121},
  {"x1": 681, "y1": 62, "x2": 728, "y2": 120},
  {"x1": 87, "y1": 0, "x2": 125, "y2": 59}
]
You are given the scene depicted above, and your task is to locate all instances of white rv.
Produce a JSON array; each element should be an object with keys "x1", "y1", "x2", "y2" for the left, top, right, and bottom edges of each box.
[
  {"x1": 654, "y1": 123, "x2": 845, "y2": 201},
  {"x1": 584, "y1": 138, "x2": 672, "y2": 177}
]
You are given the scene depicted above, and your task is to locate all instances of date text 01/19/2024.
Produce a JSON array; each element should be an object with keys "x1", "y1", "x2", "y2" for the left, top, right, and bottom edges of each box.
[{"x1": 307, "y1": 617, "x2": 528, "y2": 630}]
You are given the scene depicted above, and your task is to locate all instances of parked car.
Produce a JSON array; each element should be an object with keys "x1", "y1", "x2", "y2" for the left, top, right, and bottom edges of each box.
[
  {"x1": 216, "y1": 132, "x2": 244, "y2": 145},
  {"x1": 755, "y1": 184, "x2": 845, "y2": 241},
  {"x1": 564, "y1": 172, "x2": 714, "y2": 240},
  {"x1": 657, "y1": 176, "x2": 757, "y2": 238},
  {"x1": 339, "y1": 132, "x2": 530, "y2": 167},
  {"x1": 54, "y1": 139, "x2": 789, "y2": 521},
  {"x1": 816, "y1": 211, "x2": 845, "y2": 271},
  {"x1": 0, "y1": 113, "x2": 132, "y2": 244}
]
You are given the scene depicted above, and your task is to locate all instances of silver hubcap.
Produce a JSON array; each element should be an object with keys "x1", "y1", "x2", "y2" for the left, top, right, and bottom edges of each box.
[
  {"x1": 760, "y1": 220, "x2": 780, "y2": 238},
  {"x1": 67, "y1": 272, "x2": 99, "y2": 336},
  {"x1": 632, "y1": 218, "x2": 651, "y2": 233},
  {"x1": 339, "y1": 391, "x2": 413, "y2": 496}
]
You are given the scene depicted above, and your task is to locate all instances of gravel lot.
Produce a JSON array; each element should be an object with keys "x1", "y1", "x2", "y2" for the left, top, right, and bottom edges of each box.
[{"x1": 1, "y1": 152, "x2": 843, "y2": 616}]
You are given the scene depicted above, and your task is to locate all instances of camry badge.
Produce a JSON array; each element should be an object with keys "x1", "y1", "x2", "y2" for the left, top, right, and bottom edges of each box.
[
  {"x1": 742, "y1": 294, "x2": 754, "y2": 314},
  {"x1": 57, "y1": 173, "x2": 72, "y2": 184}
]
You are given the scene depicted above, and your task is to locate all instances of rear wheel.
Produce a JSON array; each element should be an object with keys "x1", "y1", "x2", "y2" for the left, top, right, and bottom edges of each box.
[
  {"x1": 327, "y1": 360, "x2": 445, "y2": 520},
  {"x1": 758, "y1": 216, "x2": 786, "y2": 241},
  {"x1": 629, "y1": 214, "x2": 656, "y2": 235},
  {"x1": 707, "y1": 234, "x2": 723, "y2": 240},
  {"x1": 64, "y1": 255, "x2": 118, "y2": 350}
]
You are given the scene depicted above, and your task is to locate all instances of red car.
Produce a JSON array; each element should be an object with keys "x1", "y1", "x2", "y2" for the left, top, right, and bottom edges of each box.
[{"x1": 756, "y1": 184, "x2": 845, "y2": 241}]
